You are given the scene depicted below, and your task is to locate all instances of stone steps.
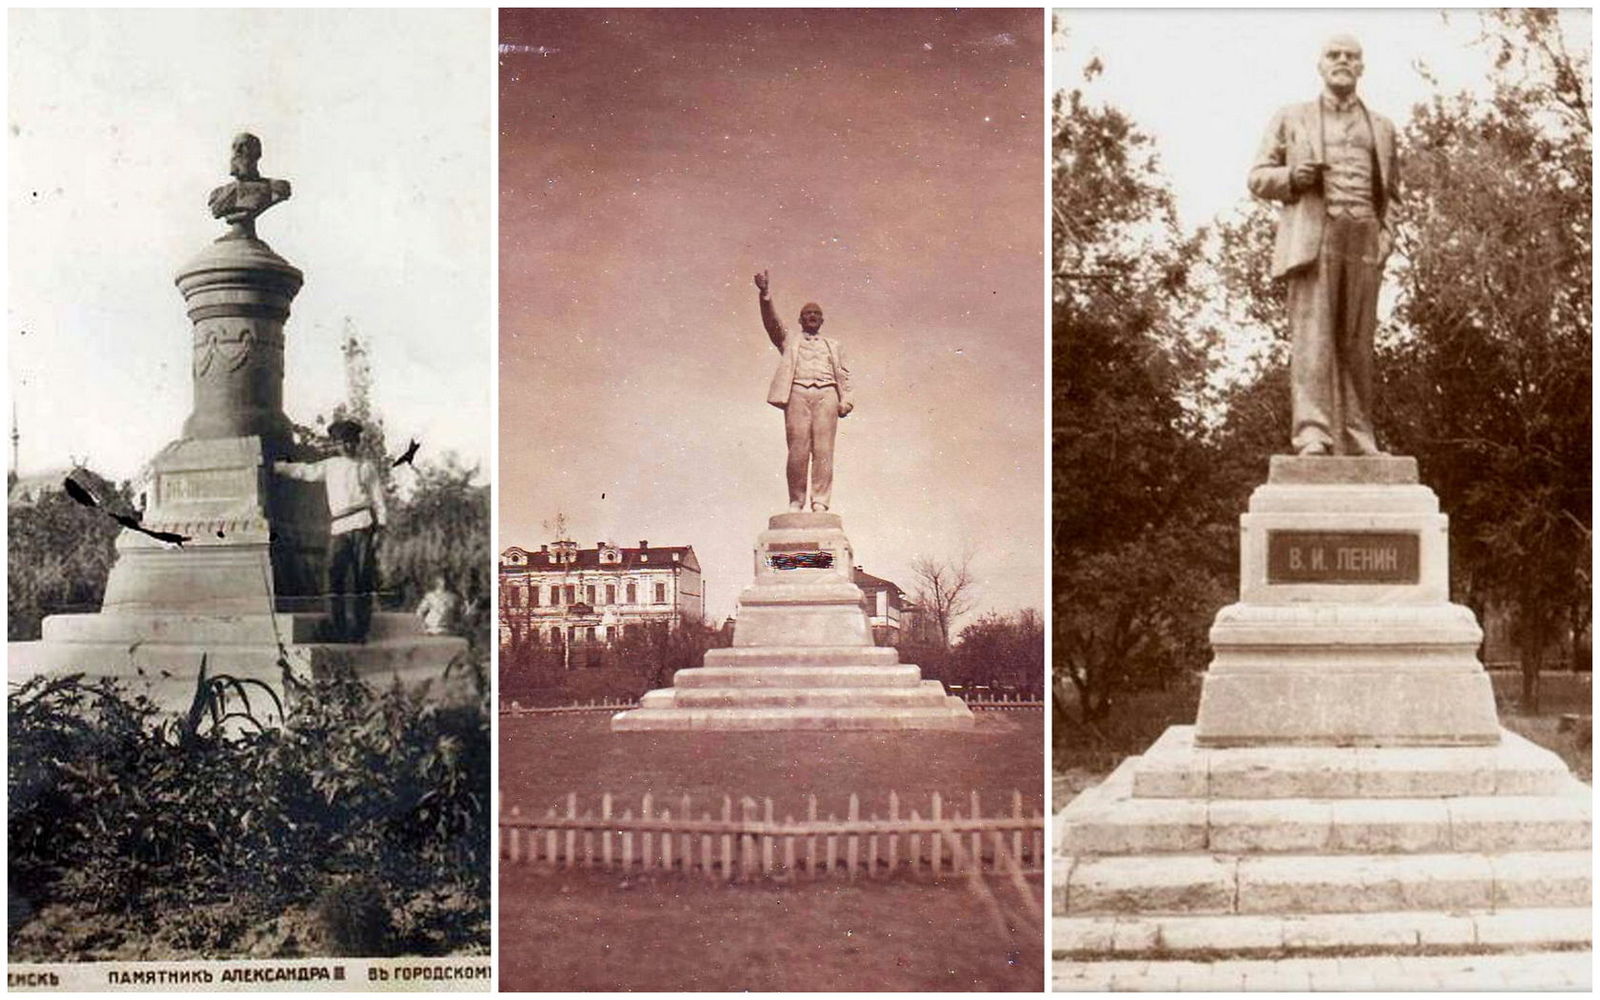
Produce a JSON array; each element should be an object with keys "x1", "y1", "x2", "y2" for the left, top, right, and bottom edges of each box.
[
  {"x1": 1054, "y1": 906, "x2": 1592, "y2": 959},
  {"x1": 1059, "y1": 849, "x2": 1591, "y2": 915},
  {"x1": 669, "y1": 664, "x2": 927, "y2": 689},
  {"x1": 40, "y1": 609, "x2": 427, "y2": 645},
  {"x1": 1053, "y1": 950, "x2": 1593, "y2": 992},
  {"x1": 703, "y1": 645, "x2": 902, "y2": 667},
  {"x1": 610, "y1": 701, "x2": 974, "y2": 731},
  {"x1": 1061, "y1": 758, "x2": 1591, "y2": 855},
  {"x1": 1133, "y1": 726, "x2": 1575, "y2": 799},
  {"x1": 667, "y1": 681, "x2": 953, "y2": 709}
]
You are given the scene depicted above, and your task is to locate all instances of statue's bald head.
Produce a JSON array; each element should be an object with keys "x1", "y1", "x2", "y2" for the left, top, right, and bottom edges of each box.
[
  {"x1": 230, "y1": 132, "x2": 262, "y2": 181},
  {"x1": 1317, "y1": 34, "x2": 1364, "y2": 97},
  {"x1": 799, "y1": 302, "x2": 824, "y2": 334}
]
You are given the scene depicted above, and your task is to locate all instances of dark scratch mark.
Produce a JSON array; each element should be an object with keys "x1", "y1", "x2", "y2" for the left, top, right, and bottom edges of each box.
[
  {"x1": 65, "y1": 476, "x2": 192, "y2": 547},
  {"x1": 392, "y1": 438, "x2": 420, "y2": 468}
]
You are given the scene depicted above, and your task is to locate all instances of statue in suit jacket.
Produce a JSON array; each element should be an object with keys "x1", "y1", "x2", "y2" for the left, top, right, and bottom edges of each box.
[
  {"x1": 1250, "y1": 34, "x2": 1398, "y2": 456},
  {"x1": 754, "y1": 269, "x2": 854, "y2": 512}
]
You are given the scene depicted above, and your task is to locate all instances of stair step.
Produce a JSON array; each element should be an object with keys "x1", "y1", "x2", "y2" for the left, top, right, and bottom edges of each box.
[
  {"x1": 670, "y1": 664, "x2": 926, "y2": 689},
  {"x1": 703, "y1": 645, "x2": 901, "y2": 668},
  {"x1": 1054, "y1": 907, "x2": 1592, "y2": 958},
  {"x1": 610, "y1": 702, "x2": 974, "y2": 731},
  {"x1": 1132, "y1": 726, "x2": 1575, "y2": 799},
  {"x1": 1061, "y1": 850, "x2": 1590, "y2": 915},
  {"x1": 1060, "y1": 764, "x2": 1590, "y2": 855},
  {"x1": 670, "y1": 682, "x2": 951, "y2": 708},
  {"x1": 1053, "y1": 951, "x2": 1592, "y2": 992}
]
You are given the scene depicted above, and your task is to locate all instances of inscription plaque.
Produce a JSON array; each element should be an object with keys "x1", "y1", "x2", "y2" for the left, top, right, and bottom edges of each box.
[
  {"x1": 159, "y1": 468, "x2": 254, "y2": 504},
  {"x1": 1267, "y1": 530, "x2": 1420, "y2": 584}
]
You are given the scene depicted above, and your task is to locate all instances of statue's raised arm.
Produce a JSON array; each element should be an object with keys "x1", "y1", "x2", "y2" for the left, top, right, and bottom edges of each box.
[{"x1": 207, "y1": 132, "x2": 292, "y2": 241}]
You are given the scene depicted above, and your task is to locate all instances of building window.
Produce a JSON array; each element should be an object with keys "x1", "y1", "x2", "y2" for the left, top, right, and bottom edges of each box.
[
  {"x1": 584, "y1": 625, "x2": 596, "y2": 644},
  {"x1": 568, "y1": 625, "x2": 577, "y2": 644},
  {"x1": 605, "y1": 625, "x2": 616, "y2": 644},
  {"x1": 549, "y1": 586, "x2": 560, "y2": 606},
  {"x1": 627, "y1": 582, "x2": 637, "y2": 604},
  {"x1": 605, "y1": 584, "x2": 616, "y2": 606},
  {"x1": 654, "y1": 582, "x2": 666, "y2": 604},
  {"x1": 530, "y1": 586, "x2": 540, "y2": 607},
  {"x1": 565, "y1": 585, "x2": 576, "y2": 605},
  {"x1": 587, "y1": 584, "x2": 597, "y2": 605}
]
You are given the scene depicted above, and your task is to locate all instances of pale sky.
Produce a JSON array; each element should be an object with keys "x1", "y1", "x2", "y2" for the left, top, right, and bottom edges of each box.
[
  {"x1": 499, "y1": 10, "x2": 1046, "y2": 626},
  {"x1": 1053, "y1": 8, "x2": 1593, "y2": 231},
  {"x1": 9, "y1": 9, "x2": 493, "y2": 484}
]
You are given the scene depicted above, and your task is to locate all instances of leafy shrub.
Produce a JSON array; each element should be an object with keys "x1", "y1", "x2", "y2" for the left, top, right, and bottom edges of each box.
[{"x1": 8, "y1": 670, "x2": 488, "y2": 959}]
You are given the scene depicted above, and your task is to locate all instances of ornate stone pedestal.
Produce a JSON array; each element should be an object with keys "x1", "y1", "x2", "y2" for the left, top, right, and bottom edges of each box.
[
  {"x1": 8, "y1": 138, "x2": 470, "y2": 714},
  {"x1": 1056, "y1": 456, "x2": 1590, "y2": 974},
  {"x1": 612, "y1": 512, "x2": 973, "y2": 730}
]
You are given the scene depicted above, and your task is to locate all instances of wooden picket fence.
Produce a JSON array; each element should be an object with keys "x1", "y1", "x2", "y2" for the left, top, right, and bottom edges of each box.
[
  {"x1": 501, "y1": 694, "x2": 1042, "y2": 715},
  {"x1": 501, "y1": 789, "x2": 1044, "y2": 881},
  {"x1": 955, "y1": 691, "x2": 1044, "y2": 710},
  {"x1": 501, "y1": 698, "x2": 637, "y2": 716}
]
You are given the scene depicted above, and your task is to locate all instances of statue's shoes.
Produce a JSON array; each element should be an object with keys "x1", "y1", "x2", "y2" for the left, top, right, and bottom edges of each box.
[
  {"x1": 788, "y1": 502, "x2": 805, "y2": 512},
  {"x1": 1297, "y1": 442, "x2": 1332, "y2": 456},
  {"x1": 811, "y1": 503, "x2": 829, "y2": 512}
]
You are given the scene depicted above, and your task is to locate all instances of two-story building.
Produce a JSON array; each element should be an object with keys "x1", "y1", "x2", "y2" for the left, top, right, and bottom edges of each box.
[
  {"x1": 854, "y1": 566, "x2": 937, "y2": 647},
  {"x1": 499, "y1": 539, "x2": 703, "y2": 665}
]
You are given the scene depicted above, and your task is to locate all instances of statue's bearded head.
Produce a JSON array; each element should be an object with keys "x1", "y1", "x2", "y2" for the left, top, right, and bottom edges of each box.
[
  {"x1": 799, "y1": 302, "x2": 825, "y2": 334},
  {"x1": 229, "y1": 132, "x2": 263, "y2": 181},
  {"x1": 1318, "y1": 34, "x2": 1364, "y2": 98}
]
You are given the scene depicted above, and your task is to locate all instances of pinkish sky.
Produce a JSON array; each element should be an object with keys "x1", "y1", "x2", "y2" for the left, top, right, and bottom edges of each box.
[{"x1": 499, "y1": 9, "x2": 1045, "y2": 627}]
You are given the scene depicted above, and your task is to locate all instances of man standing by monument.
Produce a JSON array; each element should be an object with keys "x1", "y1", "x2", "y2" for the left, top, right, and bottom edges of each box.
[
  {"x1": 1250, "y1": 34, "x2": 1398, "y2": 456},
  {"x1": 275, "y1": 419, "x2": 388, "y2": 643},
  {"x1": 755, "y1": 269, "x2": 853, "y2": 511}
]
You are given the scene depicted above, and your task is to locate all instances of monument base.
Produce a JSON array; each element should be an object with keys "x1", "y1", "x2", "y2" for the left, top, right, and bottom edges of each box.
[
  {"x1": 1194, "y1": 455, "x2": 1499, "y2": 746},
  {"x1": 1055, "y1": 726, "x2": 1591, "y2": 963},
  {"x1": 9, "y1": 611, "x2": 472, "y2": 720},
  {"x1": 612, "y1": 512, "x2": 973, "y2": 731}
]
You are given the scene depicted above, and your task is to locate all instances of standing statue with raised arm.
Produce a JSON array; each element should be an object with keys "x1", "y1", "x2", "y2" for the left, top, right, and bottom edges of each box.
[
  {"x1": 755, "y1": 269, "x2": 853, "y2": 511},
  {"x1": 1250, "y1": 34, "x2": 1398, "y2": 456}
]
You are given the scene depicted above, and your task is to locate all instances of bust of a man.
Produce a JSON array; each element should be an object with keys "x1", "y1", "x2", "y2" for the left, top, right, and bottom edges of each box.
[{"x1": 207, "y1": 132, "x2": 291, "y2": 241}]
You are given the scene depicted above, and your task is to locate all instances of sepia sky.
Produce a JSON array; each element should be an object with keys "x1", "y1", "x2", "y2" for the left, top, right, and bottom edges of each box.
[
  {"x1": 9, "y1": 9, "x2": 493, "y2": 485},
  {"x1": 1053, "y1": 8, "x2": 1593, "y2": 231},
  {"x1": 499, "y1": 9, "x2": 1046, "y2": 626}
]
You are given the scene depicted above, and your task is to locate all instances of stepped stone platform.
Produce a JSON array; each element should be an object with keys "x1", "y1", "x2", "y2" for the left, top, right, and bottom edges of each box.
[
  {"x1": 613, "y1": 512, "x2": 972, "y2": 731},
  {"x1": 1055, "y1": 457, "x2": 1591, "y2": 989},
  {"x1": 9, "y1": 611, "x2": 472, "y2": 718}
]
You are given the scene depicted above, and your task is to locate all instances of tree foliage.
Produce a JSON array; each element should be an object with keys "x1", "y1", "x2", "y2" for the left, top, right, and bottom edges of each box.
[
  {"x1": 380, "y1": 455, "x2": 491, "y2": 657},
  {"x1": 909, "y1": 552, "x2": 978, "y2": 648},
  {"x1": 1380, "y1": 8, "x2": 1592, "y2": 708},
  {"x1": 8, "y1": 470, "x2": 130, "y2": 641},
  {"x1": 1053, "y1": 75, "x2": 1233, "y2": 727},
  {"x1": 948, "y1": 609, "x2": 1044, "y2": 695}
]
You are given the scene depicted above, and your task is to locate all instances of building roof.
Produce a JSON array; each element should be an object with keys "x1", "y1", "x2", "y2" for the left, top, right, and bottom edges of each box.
[
  {"x1": 501, "y1": 541, "x2": 701, "y2": 575},
  {"x1": 853, "y1": 567, "x2": 906, "y2": 597}
]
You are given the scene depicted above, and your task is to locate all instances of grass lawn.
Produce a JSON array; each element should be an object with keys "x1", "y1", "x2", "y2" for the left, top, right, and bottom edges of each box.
[
  {"x1": 501, "y1": 712, "x2": 1044, "y2": 813},
  {"x1": 498, "y1": 712, "x2": 1043, "y2": 991},
  {"x1": 500, "y1": 868, "x2": 1040, "y2": 992}
]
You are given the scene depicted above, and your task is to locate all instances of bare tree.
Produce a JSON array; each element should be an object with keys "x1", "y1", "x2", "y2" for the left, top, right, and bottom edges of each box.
[{"x1": 909, "y1": 550, "x2": 978, "y2": 648}]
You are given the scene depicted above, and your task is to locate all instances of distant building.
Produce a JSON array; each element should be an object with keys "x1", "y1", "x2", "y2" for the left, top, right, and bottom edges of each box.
[
  {"x1": 851, "y1": 566, "x2": 915, "y2": 643},
  {"x1": 499, "y1": 538, "x2": 703, "y2": 666}
]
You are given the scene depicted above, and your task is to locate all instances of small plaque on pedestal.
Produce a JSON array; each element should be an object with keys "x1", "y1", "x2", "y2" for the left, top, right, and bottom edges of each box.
[{"x1": 1266, "y1": 530, "x2": 1420, "y2": 584}]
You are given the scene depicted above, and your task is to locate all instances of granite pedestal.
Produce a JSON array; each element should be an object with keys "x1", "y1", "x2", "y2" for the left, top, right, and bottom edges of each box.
[
  {"x1": 1056, "y1": 456, "x2": 1590, "y2": 975},
  {"x1": 612, "y1": 512, "x2": 973, "y2": 730}
]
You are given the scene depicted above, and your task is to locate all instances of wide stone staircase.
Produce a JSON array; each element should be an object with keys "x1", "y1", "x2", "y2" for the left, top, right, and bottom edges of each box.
[{"x1": 1054, "y1": 726, "x2": 1591, "y2": 989}]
